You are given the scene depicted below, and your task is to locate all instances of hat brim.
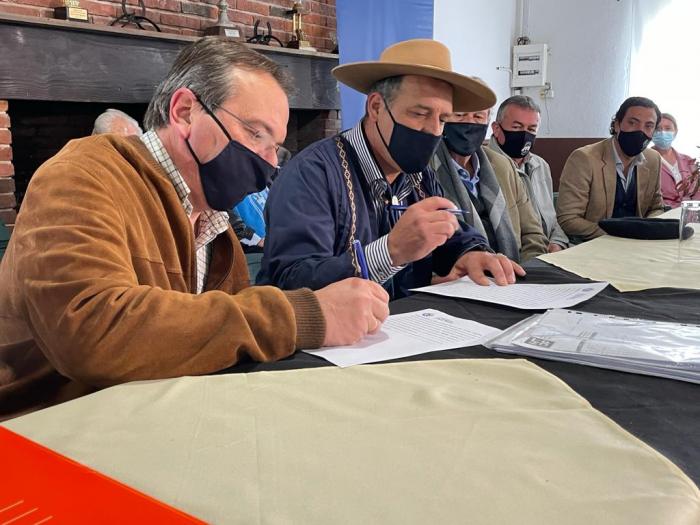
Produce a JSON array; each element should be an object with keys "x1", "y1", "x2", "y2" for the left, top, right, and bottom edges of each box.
[{"x1": 332, "y1": 62, "x2": 496, "y2": 113}]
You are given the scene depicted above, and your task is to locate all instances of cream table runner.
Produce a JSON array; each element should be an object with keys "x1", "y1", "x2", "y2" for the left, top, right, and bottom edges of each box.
[
  {"x1": 4, "y1": 359, "x2": 699, "y2": 524},
  {"x1": 538, "y1": 208, "x2": 700, "y2": 291}
]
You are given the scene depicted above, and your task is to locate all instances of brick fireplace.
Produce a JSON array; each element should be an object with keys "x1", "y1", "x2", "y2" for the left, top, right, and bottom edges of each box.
[
  {"x1": 0, "y1": 1, "x2": 340, "y2": 232},
  {"x1": 3, "y1": 101, "x2": 339, "y2": 217},
  {"x1": 0, "y1": 101, "x2": 12, "y2": 229}
]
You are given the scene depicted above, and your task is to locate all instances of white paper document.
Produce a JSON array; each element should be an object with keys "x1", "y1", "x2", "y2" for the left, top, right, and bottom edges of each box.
[
  {"x1": 305, "y1": 308, "x2": 501, "y2": 368},
  {"x1": 411, "y1": 277, "x2": 608, "y2": 309}
]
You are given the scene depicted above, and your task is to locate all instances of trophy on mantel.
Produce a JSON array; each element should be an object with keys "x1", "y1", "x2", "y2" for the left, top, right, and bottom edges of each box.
[
  {"x1": 205, "y1": 0, "x2": 242, "y2": 39},
  {"x1": 286, "y1": 2, "x2": 316, "y2": 51},
  {"x1": 54, "y1": 0, "x2": 89, "y2": 23}
]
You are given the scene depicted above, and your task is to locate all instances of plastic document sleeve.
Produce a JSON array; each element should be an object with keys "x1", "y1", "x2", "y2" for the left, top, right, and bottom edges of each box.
[{"x1": 485, "y1": 309, "x2": 700, "y2": 383}]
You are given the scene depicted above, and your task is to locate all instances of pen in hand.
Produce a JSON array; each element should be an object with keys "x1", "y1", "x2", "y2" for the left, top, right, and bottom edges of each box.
[
  {"x1": 351, "y1": 239, "x2": 370, "y2": 280},
  {"x1": 388, "y1": 205, "x2": 468, "y2": 216}
]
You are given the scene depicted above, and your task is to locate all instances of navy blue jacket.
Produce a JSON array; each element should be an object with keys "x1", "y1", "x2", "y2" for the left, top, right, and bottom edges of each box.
[{"x1": 257, "y1": 135, "x2": 488, "y2": 298}]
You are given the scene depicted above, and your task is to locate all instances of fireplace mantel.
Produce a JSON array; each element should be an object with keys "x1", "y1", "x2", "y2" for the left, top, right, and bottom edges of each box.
[{"x1": 0, "y1": 13, "x2": 340, "y2": 110}]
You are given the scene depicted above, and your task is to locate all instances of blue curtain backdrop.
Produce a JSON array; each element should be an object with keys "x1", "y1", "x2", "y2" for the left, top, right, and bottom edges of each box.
[{"x1": 336, "y1": 0, "x2": 434, "y2": 129}]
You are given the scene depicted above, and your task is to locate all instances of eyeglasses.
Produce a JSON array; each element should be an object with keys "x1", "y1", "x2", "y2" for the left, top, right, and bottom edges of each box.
[{"x1": 213, "y1": 104, "x2": 281, "y2": 154}]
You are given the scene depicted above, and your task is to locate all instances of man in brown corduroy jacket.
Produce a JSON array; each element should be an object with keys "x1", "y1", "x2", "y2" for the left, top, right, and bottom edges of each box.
[{"x1": 0, "y1": 37, "x2": 389, "y2": 419}]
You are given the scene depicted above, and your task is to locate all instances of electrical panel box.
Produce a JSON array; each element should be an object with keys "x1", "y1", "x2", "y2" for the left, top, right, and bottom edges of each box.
[{"x1": 511, "y1": 43, "x2": 548, "y2": 87}]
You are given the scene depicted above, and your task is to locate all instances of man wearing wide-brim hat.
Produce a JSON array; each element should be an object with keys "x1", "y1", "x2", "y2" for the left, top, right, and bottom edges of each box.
[{"x1": 258, "y1": 39, "x2": 525, "y2": 299}]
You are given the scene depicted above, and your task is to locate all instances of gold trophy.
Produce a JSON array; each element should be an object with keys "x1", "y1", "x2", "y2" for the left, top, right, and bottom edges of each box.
[
  {"x1": 287, "y1": 2, "x2": 316, "y2": 51},
  {"x1": 54, "y1": 0, "x2": 89, "y2": 22},
  {"x1": 204, "y1": 0, "x2": 242, "y2": 39}
]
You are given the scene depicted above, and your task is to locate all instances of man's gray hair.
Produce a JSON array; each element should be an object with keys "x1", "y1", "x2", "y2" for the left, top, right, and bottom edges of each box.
[
  {"x1": 144, "y1": 37, "x2": 293, "y2": 130},
  {"x1": 367, "y1": 76, "x2": 404, "y2": 105},
  {"x1": 92, "y1": 108, "x2": 142, "y2": 135},
  {"x1": 495, "y1": 95, "x2": 541, "y2": 122}
]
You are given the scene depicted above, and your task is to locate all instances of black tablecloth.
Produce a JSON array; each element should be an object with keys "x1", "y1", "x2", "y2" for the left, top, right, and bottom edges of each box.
[{"x1": 225, "y1": 260, "x2": 700, "y2": 482}]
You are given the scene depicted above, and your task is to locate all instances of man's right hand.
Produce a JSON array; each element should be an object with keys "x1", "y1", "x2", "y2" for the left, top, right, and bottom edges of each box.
[
  {"x1": 387, "y1": 196, "x2": 461, "y2": 266},
  {"x1": 315, "y1": 278, "x2": 390, "y2": 347}
]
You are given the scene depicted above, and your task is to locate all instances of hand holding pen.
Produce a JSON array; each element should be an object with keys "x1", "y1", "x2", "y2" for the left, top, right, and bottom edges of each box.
[
  {"x1": 313, "y1": 240, "x2": 388, "y2": 345},
  {"x1": 388, "y1": 205, "x2": 468, "y2": 216},
  {"x1": 386, "y1": 196, "x2": 463, "y2": 266}
]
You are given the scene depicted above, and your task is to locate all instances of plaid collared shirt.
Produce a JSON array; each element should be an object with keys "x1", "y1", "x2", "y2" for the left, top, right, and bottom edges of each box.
[
  {"x1": 341, "y1": 122, "x2": 428, "y2": 283},
  {"x1": 141, "y1": 130, "x2": 230, "y2": 293}
]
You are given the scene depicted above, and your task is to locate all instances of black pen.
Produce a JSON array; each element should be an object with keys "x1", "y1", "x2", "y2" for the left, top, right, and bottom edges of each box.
[{"x1": 388, "y1": 205, "x2": 469, "y2": 216}]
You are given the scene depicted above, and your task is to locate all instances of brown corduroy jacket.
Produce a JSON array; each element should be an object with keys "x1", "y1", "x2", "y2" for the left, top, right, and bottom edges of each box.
[{"x1": 0, "y1": 134, "x2": 325, "y2": 419}]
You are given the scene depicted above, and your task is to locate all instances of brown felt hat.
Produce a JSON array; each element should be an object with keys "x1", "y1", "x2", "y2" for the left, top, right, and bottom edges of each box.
[{"x1": 332, "y1": 39, "x2": 496, "y2": 112}]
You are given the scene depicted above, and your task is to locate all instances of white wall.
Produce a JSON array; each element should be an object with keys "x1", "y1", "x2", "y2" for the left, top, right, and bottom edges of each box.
[
  {"x1": 434, "y1": 0, "x2": 642, "y2": 138},
  {"x1": 630, "y1": 0, "x2": 699, "y2": 155},
  {"x1": 520, "y1": 0, "x2": 635, "y2": 138},
  {"x1": 433, "y1": 0, "x2": 516, "y2": 111}
]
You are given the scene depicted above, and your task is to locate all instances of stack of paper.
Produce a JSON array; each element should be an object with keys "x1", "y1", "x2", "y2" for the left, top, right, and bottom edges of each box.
[{"x1": 485, "y1": 309, "x2": 700, "y2": 384}]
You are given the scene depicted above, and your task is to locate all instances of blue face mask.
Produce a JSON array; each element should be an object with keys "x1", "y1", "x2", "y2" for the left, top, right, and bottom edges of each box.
[
  {"x1": 652, "y1": 130, "x2": 675, "y2": 150},
  {"x1": 186, "y1": 93, "x2": 277, "y2": 211}
]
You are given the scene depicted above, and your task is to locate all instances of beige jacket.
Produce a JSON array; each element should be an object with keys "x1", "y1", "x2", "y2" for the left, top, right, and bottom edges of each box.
[
  {"x1": 483, "y1": 147, "x2": 548, "y2": 260},
  {"x1": 0, "y1": 135, "x2": 324, "y2": 418},
  {"x1": 556, "y1": 137, "x2": 664, "y2": 241}
]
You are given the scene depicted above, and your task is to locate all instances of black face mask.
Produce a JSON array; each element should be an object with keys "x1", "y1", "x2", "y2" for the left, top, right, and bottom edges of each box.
[
  {"x1": 376, "y1": 99, "x2": 442, "y2": 173},
  {"x1": 616, "y1": 130, "x2": 651, "y2": 157},
  {"x1": 187, "y1": 94, "x2": 277, "y2": 211},
  {"x1": 443, "y1": 122, "x2": 488, "y2": 157},
  {"x1": 498, "y1": 128, "x2": 537, "y2": 158}
]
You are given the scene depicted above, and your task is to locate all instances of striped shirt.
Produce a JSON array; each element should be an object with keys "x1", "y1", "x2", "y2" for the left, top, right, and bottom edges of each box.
[
  {"x1": 140, "y1": 131, "x2": 230, "y2": 293},
  {"x1": 341, "y1": 123, "x2": 427, "y2": 284}
]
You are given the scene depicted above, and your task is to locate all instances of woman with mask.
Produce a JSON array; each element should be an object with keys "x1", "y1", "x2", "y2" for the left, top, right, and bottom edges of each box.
[{"x1": 651, "y1": 113, "x2": 700, "y2": 208}]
